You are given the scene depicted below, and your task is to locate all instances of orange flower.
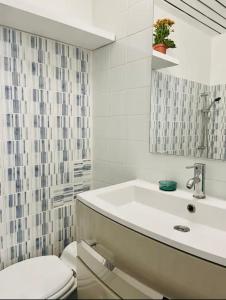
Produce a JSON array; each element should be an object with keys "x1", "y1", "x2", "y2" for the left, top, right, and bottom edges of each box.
[{"x1": 154, "y1": 18, "x2": 175, "y2": 28}]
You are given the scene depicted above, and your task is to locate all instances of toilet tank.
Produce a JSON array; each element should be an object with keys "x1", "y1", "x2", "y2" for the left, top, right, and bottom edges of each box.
[{"x1": 60, "y1": 241, "x2": 77, "y2": 273}]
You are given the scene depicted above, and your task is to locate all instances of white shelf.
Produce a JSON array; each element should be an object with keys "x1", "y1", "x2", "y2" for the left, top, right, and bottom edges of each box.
[
  {"x1": 0, "y1": 1, "x2": 115, "y2": 50},
  {"x1": 152, "y1": 50, "x2": 179, "y2": 70}
]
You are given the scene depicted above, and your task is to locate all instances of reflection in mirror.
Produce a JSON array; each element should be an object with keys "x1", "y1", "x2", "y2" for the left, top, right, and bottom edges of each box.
[{"x1": 150, "y1": 0, "x2": 226, "y2": 160}]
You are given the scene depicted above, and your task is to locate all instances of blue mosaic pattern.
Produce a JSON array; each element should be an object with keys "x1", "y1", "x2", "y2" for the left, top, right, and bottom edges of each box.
[
  {"x1": 0, "y1": 27, "x2": 91, "y2": 269},
  {"x1": 150, "y1": 71, "x2": 226, "y2": 160}
]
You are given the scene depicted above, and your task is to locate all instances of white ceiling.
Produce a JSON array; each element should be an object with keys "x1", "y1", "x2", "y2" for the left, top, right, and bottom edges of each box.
[{"x1": 159, "y1": 0, "x2": 226, "y2": 35}]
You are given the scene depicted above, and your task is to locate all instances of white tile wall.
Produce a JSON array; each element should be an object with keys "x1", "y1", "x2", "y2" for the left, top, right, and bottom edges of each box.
[
  {"x1": 126, "y1": 28, "x2": 153, "y2": 62},
  {"x1": 127, "y1": 0, "x2": 154, "y2": 35},
  {"x1": 92, "y1": 0, "x2": 226, "y2": 200}
]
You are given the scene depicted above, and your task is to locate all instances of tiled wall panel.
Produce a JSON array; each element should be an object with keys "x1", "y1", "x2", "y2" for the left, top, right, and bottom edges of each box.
[{"x1": 0, "y1": 26, "x2": 91, "y2": 269}]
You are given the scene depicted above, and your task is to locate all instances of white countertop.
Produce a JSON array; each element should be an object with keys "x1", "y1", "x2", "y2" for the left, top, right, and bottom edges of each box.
[{"x1": 78, "y1": 180, "x2": 226, "y2": 267}]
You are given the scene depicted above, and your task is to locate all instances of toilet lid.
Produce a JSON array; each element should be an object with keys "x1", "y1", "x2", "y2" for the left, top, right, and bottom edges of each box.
[{"x1": 0, "y1": 256, "x2": 74, "y2": 299}]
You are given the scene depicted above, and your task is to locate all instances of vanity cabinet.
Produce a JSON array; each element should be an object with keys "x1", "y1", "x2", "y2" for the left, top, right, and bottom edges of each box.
[{"x1": 76, "y1": 201, "x2": 226, "y2": 299}]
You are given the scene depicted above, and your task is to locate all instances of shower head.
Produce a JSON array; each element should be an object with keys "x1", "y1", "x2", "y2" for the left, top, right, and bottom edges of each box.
[
  {"x1": 214, "y1": 97, "x2": 222, "y2": 103},
  {"x1": 205, "y1": 97, "x2": 221, "y2": 112}
]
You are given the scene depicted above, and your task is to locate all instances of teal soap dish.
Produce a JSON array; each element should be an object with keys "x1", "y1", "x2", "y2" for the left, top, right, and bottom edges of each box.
[{"x1": 159, "y1": 180, "x2": 177, "y2": 192}]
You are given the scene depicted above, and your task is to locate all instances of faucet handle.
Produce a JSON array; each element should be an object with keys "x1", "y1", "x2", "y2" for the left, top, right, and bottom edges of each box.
[
  {"x1": 186, "y1": 163, "x2": 206, "y2": 170},
  {"x1": 186, "y1": 164, "x2": 199, "y2": 170},
  {"x1": 186, "y1": 164, "x2": 206, "y2": 177},
  {"x1": 186, "y1": 165, "x2": 196, "y2": 169}
]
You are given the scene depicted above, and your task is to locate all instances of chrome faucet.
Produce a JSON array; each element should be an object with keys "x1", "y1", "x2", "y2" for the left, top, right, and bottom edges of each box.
[{"x1": 186, "y1": 163, "x2": 206, "y2": 199}]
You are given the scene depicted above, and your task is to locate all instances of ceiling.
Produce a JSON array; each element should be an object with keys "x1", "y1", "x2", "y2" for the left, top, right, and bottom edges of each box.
[{"x1": 160, "y1": 0, "x2": 226, "y2": 35}]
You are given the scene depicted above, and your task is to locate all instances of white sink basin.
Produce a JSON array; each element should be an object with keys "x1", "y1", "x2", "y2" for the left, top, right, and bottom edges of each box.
[{"x1": 78, "y1": 180, "x2": 226, "y2": 266}]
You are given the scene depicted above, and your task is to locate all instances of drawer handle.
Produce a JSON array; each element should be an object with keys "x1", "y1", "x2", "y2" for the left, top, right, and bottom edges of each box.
[
  {"x1": 78, "y1": 240, "x2": 115, "y2": 271},
  {"x1": 78, "y1": 240, "x2": 163, "y2": 299}
]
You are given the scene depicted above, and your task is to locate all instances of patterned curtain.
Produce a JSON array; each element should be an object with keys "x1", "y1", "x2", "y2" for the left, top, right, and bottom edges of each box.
[{"x1": 0, "y1": 26, "x2": 91, "y2": 269}]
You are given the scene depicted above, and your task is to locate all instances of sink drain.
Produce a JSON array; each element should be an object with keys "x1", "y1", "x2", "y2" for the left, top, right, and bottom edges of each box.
[{"x1": 174, "y1": 225, "x2": 190, "y2": 233}]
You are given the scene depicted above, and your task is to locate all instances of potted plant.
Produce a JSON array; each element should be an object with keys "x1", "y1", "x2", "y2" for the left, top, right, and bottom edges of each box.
[{"x1": 153, "y1": 18, "x2": 176, "y2": 54}]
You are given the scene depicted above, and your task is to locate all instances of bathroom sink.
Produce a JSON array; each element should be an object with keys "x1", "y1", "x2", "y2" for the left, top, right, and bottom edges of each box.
[{"x1": 78, "y1": 180, "x2": 226, "y2": 267}]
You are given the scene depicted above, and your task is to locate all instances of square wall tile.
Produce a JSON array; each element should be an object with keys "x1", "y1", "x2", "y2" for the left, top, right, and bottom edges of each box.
[
  {"x1": 124, "y1": 58, "x2": 151, "y2": 89},
  {"x1": 126, "y1": 28, "x2": 153, "y2": 63},
  {"x1": 127, "y1": 0, "x2": 153, "y2": 35}
]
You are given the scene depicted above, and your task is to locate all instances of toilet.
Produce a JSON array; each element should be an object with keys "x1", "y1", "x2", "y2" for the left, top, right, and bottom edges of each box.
[{"x1": 0, "y1": 241, "x2": 77, "y2": 299}]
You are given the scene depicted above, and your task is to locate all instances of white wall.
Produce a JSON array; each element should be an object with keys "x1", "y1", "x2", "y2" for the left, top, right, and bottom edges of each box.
[
  {"x1": 154, "y1": 2, "x2": 212, "y2": 85},
  {"x1": 211, "y1": 33, "x2": 226, "y2": 85},
  {"x1": 92, "y1": 0, "x2": 226, "y2": 200},
  {"x1": 1, "y1": 0, "x2": 93, "y2": 25},
  {"x1": 154, "y1": 1, "x2": 226, "y2": 86}
]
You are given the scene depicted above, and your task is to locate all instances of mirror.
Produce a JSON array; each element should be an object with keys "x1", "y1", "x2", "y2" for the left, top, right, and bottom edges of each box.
[{"x1": 150, "y1": 0, "x2": 226, "y2": 160}]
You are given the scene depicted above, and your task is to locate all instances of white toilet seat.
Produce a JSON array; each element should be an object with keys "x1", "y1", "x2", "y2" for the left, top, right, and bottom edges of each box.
[
  {"x1": 49, "y1": 277, "x2": 77, "y2": 300},
  {"x1": 0, "y1": 255, "x2": 76, "y2": 299}
]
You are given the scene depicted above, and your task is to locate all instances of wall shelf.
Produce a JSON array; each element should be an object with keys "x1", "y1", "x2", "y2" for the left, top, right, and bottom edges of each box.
[
  {"x1": 152, "y1": 50, "x2": 179, "y2": 70},
  {"x1": 0, "y1": 1, "x2": 115, "y2": 50}
]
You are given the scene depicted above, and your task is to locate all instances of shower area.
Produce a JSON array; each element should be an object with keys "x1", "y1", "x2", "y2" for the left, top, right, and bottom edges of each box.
[{"x1": 0, "y1": 26, "x2": 92, "y2": 270}]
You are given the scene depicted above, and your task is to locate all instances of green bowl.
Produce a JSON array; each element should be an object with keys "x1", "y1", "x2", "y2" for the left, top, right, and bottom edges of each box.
[{"x1": 159, "y1": 180, "x2": 177, "y2": 192}]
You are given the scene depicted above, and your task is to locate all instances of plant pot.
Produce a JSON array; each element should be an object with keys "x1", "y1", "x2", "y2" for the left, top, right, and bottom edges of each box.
[{"x1": 153, "y1": 44, "x2": 167, "y2": 54}]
